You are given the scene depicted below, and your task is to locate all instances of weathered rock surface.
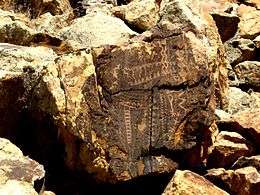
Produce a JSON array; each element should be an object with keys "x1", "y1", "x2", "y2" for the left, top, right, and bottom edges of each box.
[
  {"x1": 232, "y1": 155, "x2": 260, "y2": 171},
  {"x1": 163, "y1": 170, "x2": 229, "y2": 195},
  {"x1": 113, "y1": 0, "x2": 160, "y2": 31},
  {"x1": 226, "y1": 87, "x2": 260, "y2": 114},
  {"x1": 234, "y1": 61, "x2": 260, "y2": 88},
  {"x1": 206, "y1": 166, "x2": 260, "y2": 195},
  {"x1": 0, "y1": 138, "x2": 45, "y2": 195},
  {"x1": 0, "y1": 0, "x2": 73, "y2": 18},
  {"x1": 254, "y1": 35, "x2": 260, "y2": 48},
  {"x1": 224, "y1": 38, "x2": 256, "y2": 66},
  {"x1": 237, "y1": 4, "x2": 260, "y2": 39},
  {"x1": 59, "y1": 12, "x2": 137, "y2": 49},
  {"x1": 207, "y1": 131, "x2": 254, "y2": 168}
]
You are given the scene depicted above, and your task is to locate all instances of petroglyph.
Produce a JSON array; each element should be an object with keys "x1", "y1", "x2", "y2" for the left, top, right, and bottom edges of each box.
[{"x1": 93, "y1": 31, "x2": 214, "y2": 180}]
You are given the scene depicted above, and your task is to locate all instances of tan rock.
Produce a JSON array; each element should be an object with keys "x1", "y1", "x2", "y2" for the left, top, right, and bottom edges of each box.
[
  {"x1": 163, "y1": 170, "x2": 229, "y2": 195},
  {"x1": 113, "y1": 0, "x2": 160, "y2": 30},
  {"x1": 0, "y1": 10, "x2": 35, "y2": 45},
  {"x1": 0, "y1": 180, "x2": 38, "y2": 195},
  {"x1": 234, "y1": 61, "x2": 260, "y2": 88},
  {"x1": 240, "y1": 0, "x2": 260, "y2": 9},
  {"x1": 226, "y1": 87, "x2": 260, "y2": 114},
  {"x1": 206, "y1": 166, "x2": 260, "y2": 195},
  {"x1": 237, "y1": 4, "x2": 260, "y2": 39},
  {"x1": 59, "y1": 12, "x2": 137, "y2": 49},
  {"x1": 254, "y1": 35, "x2": 260, "y2": 48},
  {"x1": 0, "y1": 138, "x2": 45, "y2": 195},
  {"x1": 207, "y1": 131, "x2": 254, "y2": 168}
]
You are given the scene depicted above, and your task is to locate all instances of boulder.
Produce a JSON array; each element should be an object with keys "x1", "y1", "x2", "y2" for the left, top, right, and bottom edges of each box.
[
  {"x1": 226, "y1": 87, "x2": 260, "y2": 114},
  {"x1": 233, "y1": 109, "x2": 260, "y2": 146},
  {"x1": 207, "y1": 131, "x2": 254, "y2": 168},
  {"x1": 237, "y1": 4, "x2": 260, "y2": 39},
  {"x1": 0, "y1": 138, "x2": 45, "y2": 195},
  {"x1": 224, "y1": 38, "x2": 256, "y2": 66},
  {"x1": 234, "y1": 61, "x2": 260, "y2": 88},
  {"x1": 254, "y1": 35, "x2": 260, "y2": 48},
  {"x1": 113, "y1": 0, "x2": 160, "y2": 31},
  {"x1": 206, "y1": 166, "x2": 260, "y2": 195},
  {"x1": 0, "y1": 0, "x2": 73, "y2": 18},
  {"x1": 232, "y1": 155, "x2": 260, "y2": 171},
  {"x1": 0, "y1": 10, "x2": 35, "y2": 45},
  {"x1": 59, "y1": 12, "x2": 137, "y2": 49},
  {"x1": 162, "y1": 170, "x2": 229, "y2": 195}
]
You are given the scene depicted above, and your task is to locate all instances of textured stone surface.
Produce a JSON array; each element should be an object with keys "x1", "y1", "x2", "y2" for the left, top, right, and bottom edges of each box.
[
  {"x1": 237, "y1": 4, "x2": 260, "y2": 39},
  {"x1": 0, "y1": 138, "x2": 45, "y2": 195},
  {"x1": 234, "y1": 61, "x2": 260, "y2": 88},
  {"x1": 226, "y1": 87, "x2": 260, "y2": 114},
  {"x1": 163, "y1": 170, "x2": 229, "y2": 195},
  {"x1": 206, "y1": 166, "x2": 260, "y2": 195},
  {"x1": 113, "y1": 0, "x2": 160, "y2": 30},
  {"x1": 59, "y1": 12, "x2": 137, "y2": 49},
  {"x1": 207, "y1": 131, "x2": 254, "y2": 168},
  {"x1": 232, "y1": 155, "x2": 260, "y2": 171}
]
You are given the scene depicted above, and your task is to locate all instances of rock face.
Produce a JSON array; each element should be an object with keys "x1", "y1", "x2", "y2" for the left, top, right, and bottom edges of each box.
[
  {"x1": 232, "y1": 155, "x2": 260, "y2": 171},
  {"x1": 206, "y1": 166, "x2": 260, "y2": 195},
  {"x1": 0, "y1": 138, "x2": 45, "y2": 195},
  {"x1": 163, "y1": 170, "x2": 229, "y2": 195}
]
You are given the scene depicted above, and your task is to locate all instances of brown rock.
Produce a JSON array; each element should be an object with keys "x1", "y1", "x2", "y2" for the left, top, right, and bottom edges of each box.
[
  {"x1": 207, "y1": 131, "x2": 254, "y2": 168},
  {"x1": 239, "y1": 0, "x2": 260, "y2": 9},
  {"x1": 232, "y1": 155, "x2": 260, "y2": 171},
  {"x1": 0, "y1": 0, "x2": 73, "y2": 18},
  {"x1": 224, "y1": 38, "x2": 256, "y2": 66},
  {"x1": 233, "y1": 109, "x2": 260, "y2": 146},
  {"x1": 211, "y1": 12, "x2": 240, "y2": 42},
  {"x1": 163, "y1": 170, "x2": 229, "y2": 195},
  {"x1": 206, "y1": 166, "x2": 260, "y2": 195},
  {"x1": 234, "y1": 61, "x2": 260, "y2": 88}
]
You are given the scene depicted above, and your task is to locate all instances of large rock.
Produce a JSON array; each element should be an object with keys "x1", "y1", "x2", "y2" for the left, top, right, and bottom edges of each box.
[
  {"x1": 206, "y1": 166, "x2": 260, "y2": 195},
  {"x1": 162, "y1": 170, "x2": 229, "y2": 195},
  {"x1": 232, "y1": 155, "x2": 260, "y2": 171},
  {"x1": 0, "y1": 0, "x2": 73, "y2": 18},
  {"x1": 237, "y1": 4, "x2": 260, "y2": 39},
  {"x1": 59, "y1": 12, "x2": 137, "y2": 49},
  {"x1": 0, "y1": 0, "x2": 227, "y2": 183},
  {"x1": 226, "y1": 87, "x2": 260, "y2": 114},
  {"x1": 113, "y1": 0, "x2": 160, "y2": 31},
  {"x1": 224, "y1": 38, "x2": 256, "y2": 66},
  {"x1": 0, "y1": 138, "x2": 45, "y2": 195},
  {"x1": 234, "y1": 61, "x2": 260, "y2": 88},
  {"x1": 207, "y1": 131, "x2": 254, "y2": 168}
]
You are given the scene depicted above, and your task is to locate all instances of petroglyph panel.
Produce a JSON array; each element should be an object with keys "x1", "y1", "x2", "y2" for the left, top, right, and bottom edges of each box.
[
  {"x1": 106, "y1": 91, "x2": 152, "y2": 161},
  {"x1": 96, "y1": 33, "x2": 208, "y2": 94},
  {"x1": 151, "y1": 81, "x2": 213, "y2": 150}
]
